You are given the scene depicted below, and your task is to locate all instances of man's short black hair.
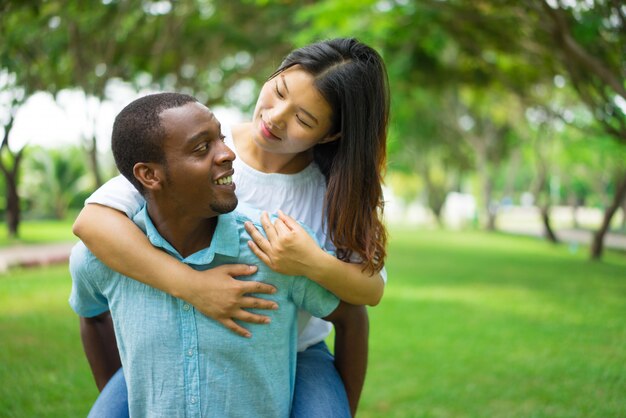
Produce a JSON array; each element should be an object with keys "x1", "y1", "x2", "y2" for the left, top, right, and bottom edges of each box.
[{"x1": 111, "y1": 92, "x2": 198, "y2": 193}]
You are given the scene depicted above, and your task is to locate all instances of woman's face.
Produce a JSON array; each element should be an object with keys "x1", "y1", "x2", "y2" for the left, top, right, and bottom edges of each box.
[{"x1": 251, "y1": 65, "x2": 337, "y2": 156}]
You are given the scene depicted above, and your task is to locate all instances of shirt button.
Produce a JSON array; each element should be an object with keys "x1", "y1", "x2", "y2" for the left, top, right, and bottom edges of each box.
[
  {"x1": 187, "y1": 349, "x2": 194, "y2": 357},
  {"x1": 190, "y1": 396, "x2": 197, "y2": 404},
  {"x1": 183, "y1": 304, "x2": 191, "y2": 311}
]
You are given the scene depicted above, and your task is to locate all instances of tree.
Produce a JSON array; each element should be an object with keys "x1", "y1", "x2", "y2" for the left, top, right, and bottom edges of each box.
[
  {"x1": 0, "y1": 2, "x2": 70, "y2": 237},
  {"x1": 21, "y1": 145, "x2": 91, "y2": 219},
  {"x1": 0, "y1": 81, "x2": 25, "y2": 237},
  {"x1": 0, "y1": 0, "x2": 301, "y2": 234}
]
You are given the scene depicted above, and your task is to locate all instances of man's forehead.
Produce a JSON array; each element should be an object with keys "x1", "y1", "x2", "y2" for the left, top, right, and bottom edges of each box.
[
  {"x1": 160, "y1": 101, "x2": 213, "y2": 119},
  {"x1": 160, "y1": 103, "x2": 219, "y2": 143}
]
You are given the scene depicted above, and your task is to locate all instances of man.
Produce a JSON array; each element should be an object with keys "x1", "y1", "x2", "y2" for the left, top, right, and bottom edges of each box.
[{"x1": 69, "y1": 93, "x2": 367, "y2": 417}]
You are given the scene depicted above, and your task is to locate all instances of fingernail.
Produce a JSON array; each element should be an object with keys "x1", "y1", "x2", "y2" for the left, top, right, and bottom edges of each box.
[{"x1": 265, "y1": 318, "x2": 271, "y2": 324}]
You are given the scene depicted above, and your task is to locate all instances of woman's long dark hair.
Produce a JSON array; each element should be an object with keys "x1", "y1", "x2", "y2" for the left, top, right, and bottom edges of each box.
[{"x1": 271, "y1": 38, "x2": 389, "y2": 273}]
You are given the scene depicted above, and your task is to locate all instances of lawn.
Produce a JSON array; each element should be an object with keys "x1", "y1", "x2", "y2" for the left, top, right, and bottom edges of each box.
[
  {"x1": 1, "y1": 228, "x2": 625, "y2": 417},
  {"x1": 0, "y1": 219, "x2": 76, "y2": 247}
]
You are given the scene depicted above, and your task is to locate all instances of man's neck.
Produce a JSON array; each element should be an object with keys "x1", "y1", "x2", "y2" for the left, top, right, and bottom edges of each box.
[{"x1": 146, "y1": 203, "x2": 217, "y2": 258}]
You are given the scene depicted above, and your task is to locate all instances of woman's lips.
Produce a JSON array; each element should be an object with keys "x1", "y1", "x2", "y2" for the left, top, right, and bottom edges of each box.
[{"x1": 260, "y1": 121, "x2": 280, "y2": 141}]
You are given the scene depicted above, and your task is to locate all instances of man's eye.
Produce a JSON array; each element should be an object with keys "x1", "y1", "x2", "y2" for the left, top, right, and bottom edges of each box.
[{"x1": 195, "y1": 143, "x2": 209, "y2": 152}]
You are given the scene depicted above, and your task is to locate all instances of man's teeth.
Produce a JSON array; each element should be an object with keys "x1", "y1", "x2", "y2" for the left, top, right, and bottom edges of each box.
[{"x1": 214, "y1": 176, "x2": 233, "y2": 185}]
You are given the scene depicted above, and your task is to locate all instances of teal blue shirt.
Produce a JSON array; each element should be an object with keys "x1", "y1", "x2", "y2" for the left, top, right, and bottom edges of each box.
[{"x1": 69, "y1": 205, "x2": 340, "y2": 418}]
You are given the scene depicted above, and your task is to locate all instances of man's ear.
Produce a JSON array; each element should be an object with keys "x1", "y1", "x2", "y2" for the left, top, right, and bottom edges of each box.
[
  {"x1": 133, "y1": 162, "x2": 164, "y2": 191},
  {"x1": 318, "y1": 132, "x2": 341, "y2": 145}
]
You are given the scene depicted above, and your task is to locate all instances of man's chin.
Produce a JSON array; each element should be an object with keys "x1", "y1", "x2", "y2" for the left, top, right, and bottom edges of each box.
[{"x1": 211, "y1": 197, "x2": 238, "y2": 215}]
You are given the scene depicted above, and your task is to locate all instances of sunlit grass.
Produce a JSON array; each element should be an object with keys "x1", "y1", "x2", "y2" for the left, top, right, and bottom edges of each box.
[
  {"x1": 0, "y1": 219, "x2": 76, "y2": 247},
  {"x1": 1, "y1": 228, "x2": 625, "y2": 417},
  {"x1": 361, "y1": 228, "x2": 626, "y2": 418},
  {"x1": 0, "y1": 264, "x2": 95, "y2": 418}
]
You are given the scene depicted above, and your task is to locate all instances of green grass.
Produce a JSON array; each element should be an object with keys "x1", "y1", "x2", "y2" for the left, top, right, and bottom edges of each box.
[
  {"x1": 0, "y1": 264, "x2": 95, "y2": 418},
  {"x1": 0, "y1": 219, "x2": 76, "y2": 247},
  {"x1": 361, "y1": 229, "x2": 626, "y2": 418},
  {"x1": 1, "y1": 229, "x2": 625, "y2": 417}
]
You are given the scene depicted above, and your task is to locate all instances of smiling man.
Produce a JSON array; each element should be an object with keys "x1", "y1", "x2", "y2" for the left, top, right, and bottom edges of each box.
[{"x1": 68, "y1": 93, "x2": 363, "y2": 417}]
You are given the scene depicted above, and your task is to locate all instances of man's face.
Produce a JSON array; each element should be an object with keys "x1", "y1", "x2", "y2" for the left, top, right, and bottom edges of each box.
[{"x1": 158, "y1": 102, "x2": 237, "y2": 217}]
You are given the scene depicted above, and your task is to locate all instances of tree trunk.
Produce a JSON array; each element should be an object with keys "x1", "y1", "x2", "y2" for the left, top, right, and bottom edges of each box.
[
  {"x1": 622, "y1": 198, "x2": 626, "y2": 232},
  {"x1": 5, "y1": 173, "x2": 20, "y2": 237},
  {"x1": 590, "y1": 171, "x2": 626, "y2": 260},
  {"x1": 0, "y1": 114, "x2": 24, "y2": 238},
  {"x1": 0, "y1": 154, "x2": 24, "y2": 238},
  {"x1": 478, "y1": 155, "x2": 496, "y2": 231},
  {"x1": 89, "y1": 134, "x2": 103, "y2": 188},
  {"x1": 417, "y1": 160, "x2": 448, "y2": 229},
  {"x1": 540, "y1": 204, "x2": 558, "y2": 243}
]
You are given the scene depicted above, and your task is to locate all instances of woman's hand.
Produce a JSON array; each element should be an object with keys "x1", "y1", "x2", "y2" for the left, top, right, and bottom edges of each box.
[
  {"x1": 182, "y1": 264, "x2": 278, "y2": 338},
  {"x1": 244, "y1": 210, "x2": 322, "y2": 277}
]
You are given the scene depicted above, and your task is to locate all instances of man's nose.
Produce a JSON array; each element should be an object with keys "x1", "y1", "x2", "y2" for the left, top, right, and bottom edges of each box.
[{"x1": 215, "y1": 141, "x2": 236, "y2": 164}]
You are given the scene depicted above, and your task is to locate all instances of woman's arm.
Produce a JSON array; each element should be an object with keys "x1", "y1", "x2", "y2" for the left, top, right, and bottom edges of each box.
[
  {"x1": 73, "y1": 204, "x2": 278, "y2": 338},
  {"x1": 244, "y1": 211, "x2": 384, "y2": 306}
]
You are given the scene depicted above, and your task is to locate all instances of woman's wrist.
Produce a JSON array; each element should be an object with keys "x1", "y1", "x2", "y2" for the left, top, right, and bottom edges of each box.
[
  {"x1": 304, "y1": 248, "x2": 336, "y2": 286},
  {"x1": 160, "y1": 263, "x2": 200, "y2": 302}
]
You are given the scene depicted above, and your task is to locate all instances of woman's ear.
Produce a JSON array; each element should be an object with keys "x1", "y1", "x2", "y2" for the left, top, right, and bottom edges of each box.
[
  {"x1": 133, "y1": 162, "x2": 164, "y2": 192},
  {"x1": 318, "y1": 132, "x2": 341, "y2": 144}
]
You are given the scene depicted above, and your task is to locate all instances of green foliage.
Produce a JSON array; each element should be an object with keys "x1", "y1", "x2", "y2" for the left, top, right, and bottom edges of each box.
[
  {"x1": 20, "y1": 145, "x2": 92, "y2": 219},
  {"x1": 1, "y1": 1, "x2": 626, "y2": 247}
]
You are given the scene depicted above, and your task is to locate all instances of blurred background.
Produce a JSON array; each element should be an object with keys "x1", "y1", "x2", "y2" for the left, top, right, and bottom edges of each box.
[{"x1": 1, "y1": 1, "x2": 625, "y2": 417}]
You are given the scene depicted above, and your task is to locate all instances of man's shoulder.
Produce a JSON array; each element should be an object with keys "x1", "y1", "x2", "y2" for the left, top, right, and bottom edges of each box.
[
  {"x1": 230, "y1": 203, "x2": 319, "y2": 245},
  {"x1": 70, "y1": 241, "x2": 113, "y2": 277},
  {"x1": 231, "y1": 203, "x2": 263, "y2": 225}
]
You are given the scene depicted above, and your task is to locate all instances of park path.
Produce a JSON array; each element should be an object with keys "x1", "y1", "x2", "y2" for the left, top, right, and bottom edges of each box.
[
  {"x1": 0, "y1": 228, "x2": 624, "y2": 274},
  {"x1": 498, "y1": 227, "x2": 626, "y2": 252},
  {"x1": 0, "y1": 241, "x2": 77, "y2": 273}
]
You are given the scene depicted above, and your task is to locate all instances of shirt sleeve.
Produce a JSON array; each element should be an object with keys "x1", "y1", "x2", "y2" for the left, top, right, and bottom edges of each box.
[
  {"x1": 289, "y1": 220, "x2": 341, "y2": 317},
  {"x1": 85, "y1": 175, "x2": 145, "y2": 218},
  {"x1": 68, "y1": 242, "x2": 110, "y2": 318},
  {"x1": 292, "y1": 278, "x2": 340, "y2": 320}
]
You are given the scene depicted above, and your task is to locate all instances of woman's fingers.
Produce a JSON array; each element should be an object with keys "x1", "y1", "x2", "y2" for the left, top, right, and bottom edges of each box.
[
  {"x1": 277, "y1": 210, "x2": 299, "y2": 231},
  {"x1": 244, "y1": 221, "x2": 272, "y2": 252},
  {"x1": 247, "y1": 239, "x2": 273, "y2": 267},
  {"x1": 260, "y1": 211, "x2": 278, "y2": 243}
]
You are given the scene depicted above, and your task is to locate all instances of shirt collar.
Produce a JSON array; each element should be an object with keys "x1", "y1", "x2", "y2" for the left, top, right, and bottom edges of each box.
[{"x1": 133, "y1": 204, "x2": 241, "y2": 265}]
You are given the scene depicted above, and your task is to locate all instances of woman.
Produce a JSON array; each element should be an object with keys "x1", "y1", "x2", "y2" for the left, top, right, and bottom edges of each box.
[{"x1": 75, "y1": 38, "x2": 389, "y2": 417}]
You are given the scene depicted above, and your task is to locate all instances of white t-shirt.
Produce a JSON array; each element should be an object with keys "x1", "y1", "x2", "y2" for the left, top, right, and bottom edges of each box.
[{"x1": 87, "y1": 124, "x2": 386, "y2": 351}]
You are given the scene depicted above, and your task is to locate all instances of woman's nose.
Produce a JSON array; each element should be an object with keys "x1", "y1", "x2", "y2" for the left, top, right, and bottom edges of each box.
[{"x1": 268, "y1": 104, "x2": 287, "y2": 129}]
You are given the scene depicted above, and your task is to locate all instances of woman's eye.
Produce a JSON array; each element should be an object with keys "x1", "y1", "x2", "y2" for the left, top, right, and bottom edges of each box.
[
  {"x1": 297, "y1": 116, "x2": 312, "y2": 128},
  {"x1": 274, "y1": 82, "x2": 284, "y2": 99}
]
